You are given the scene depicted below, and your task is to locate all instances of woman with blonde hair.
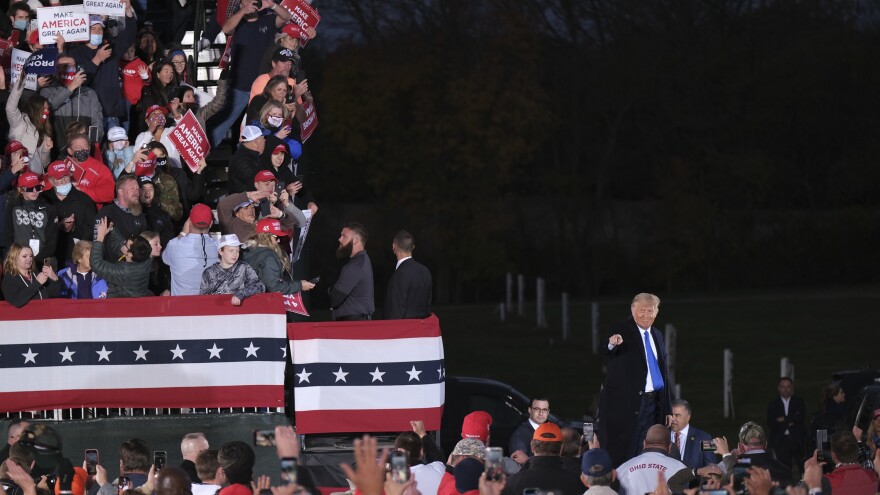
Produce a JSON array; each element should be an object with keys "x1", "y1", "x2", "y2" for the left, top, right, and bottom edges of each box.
[
  {"x1": 1, "y1": 244, "x2": 60, "y2": 307},
  {"x1": 241, "y1": 218, "x2": 314, "y2": 297}
]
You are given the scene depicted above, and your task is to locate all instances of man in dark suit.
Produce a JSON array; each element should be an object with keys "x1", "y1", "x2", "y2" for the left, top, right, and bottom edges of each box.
[
  {"x1": 766, "y1": 376, "x2": 806, "y2": 473},
  {"x1": 383, "y1": 230, "x2": 432, "y2": 319},
  {"x1": 669, "y1": 399, "x2": 716, "y2": 469},
  {"x1": 598, "y1": 293, "x2": 672, "y2": 466}
]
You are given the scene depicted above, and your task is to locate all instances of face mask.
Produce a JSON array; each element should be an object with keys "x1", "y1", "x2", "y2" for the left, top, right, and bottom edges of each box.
[
  {"x1": 73, "y1": 150, "x2": 90, "y2": 162},
  {"x1": 156, "y1": 158, "x2": 168, "y2": 168},
  {"x1": 41, "y1": 110, "x2": 49, "y2": 120},
  {"x1": 14, "y1": 20, "x2": 28, "y2": 30},
  {"x1": 267, "y1": 116, "x2": 283, "y2": 128},
  {"x1": 112, "y1": 141, "x2": 127, "y2": 150},
  {"x1": 59, "y1": 68, "x2": 77, "y2": 86},
  {"x1": 90, "y1": 34, "x2": 103, "y2": 46},
  {"x1": 185, "y1": 102, "x2": 199, "y2": 112},
  {"x1": 55, "y1": 182, "x2": 72, "y2": 196}
]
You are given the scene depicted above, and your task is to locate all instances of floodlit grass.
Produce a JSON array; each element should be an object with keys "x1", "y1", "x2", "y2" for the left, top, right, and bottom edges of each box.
[{"x1": 437, "y1": 288, "x2": 880, "y2": 441}]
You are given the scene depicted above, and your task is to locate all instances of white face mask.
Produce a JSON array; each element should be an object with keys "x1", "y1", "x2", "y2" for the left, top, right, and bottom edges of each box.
[
  {"x1": 55, "y1": 182, "x2": 73, "y2": 196},
  {"x1": 267, "y1": 116, "x2": 283, "y2": 128},
  {"x1": 112, "y1": 141, "x2": 127, "y2": 150}
]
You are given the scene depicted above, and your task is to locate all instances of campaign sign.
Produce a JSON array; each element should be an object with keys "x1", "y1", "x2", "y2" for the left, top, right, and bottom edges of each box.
[
  {"x1": 37, "y1": 5, "x2": 89, "y2": 46},
  {"x1": 66, "y1": 156, "x2": 86, "y2": 184},
  {"x1": 299, "y1": 100, "x2": 317, "y2": 143},
  {"x1": 279, "y1": 0, "x2": 320, "y2": 43},
  {"x1": 168, "y1": 110, "x2": 210, "y2": 173},
  {"x1": 83, "y1": 0, "x2": 125, "y2": 17},
  {"x1": 283, "y1": 293, "x2": 310, "y2": 317},
  {"x1": 24, "y1": 46, "x2": 58, "y2": 75},
  {"x1": 10, "y1": 48, "x2": 37, "y2": 91},
  {"x1": 218, "y1": 36, "x2": 233, "y2": 70}
]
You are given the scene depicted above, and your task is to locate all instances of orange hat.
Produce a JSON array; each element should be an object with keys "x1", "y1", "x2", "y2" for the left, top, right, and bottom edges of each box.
[{"x1": 533, "y1": 423, "x2": 562, "y2": 441}]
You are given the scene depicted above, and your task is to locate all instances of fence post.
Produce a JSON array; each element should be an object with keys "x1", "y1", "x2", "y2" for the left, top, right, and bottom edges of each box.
[
  {"x1": 591, "y1": 302, "x2": 599, "y2": 354},
  {"x1": 780, "y1": 357, "x2": 794, "y2": 381},
  {"x1": 561, "y1": 293, "x2": 569, "y2": 340},
  {"x1": 505, "y1": 273, "x2": 512, "y2": 314},
  {"x1": 724, "y1": 349, "x2": 735, "y2": 419},
  {"x1": 536, "y1": 277, "x2": 547, "y2": 328},
  {"x1": 499, "y1": 302, "x2": 506, "y2": 322},
  {"x1": 517, "y1": 274, "x2": 525, "y2": 316}
]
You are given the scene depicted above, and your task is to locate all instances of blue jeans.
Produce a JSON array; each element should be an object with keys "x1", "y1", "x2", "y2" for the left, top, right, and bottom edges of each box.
[{"x1": 211, "y1": 88, "x2": 250, "y2": 147}]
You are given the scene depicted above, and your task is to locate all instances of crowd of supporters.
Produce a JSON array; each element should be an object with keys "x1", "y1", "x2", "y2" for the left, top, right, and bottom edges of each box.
[{"x1": 0, "y1": 0, "x2": 319, "y2": 308}]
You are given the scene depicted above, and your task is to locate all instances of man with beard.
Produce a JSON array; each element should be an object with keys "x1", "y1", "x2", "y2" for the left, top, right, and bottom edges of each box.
[
  {"x1": 138, "y1": 177, "x2": 175, "y2": 247},
  {"x1": 329, "y1": 222, "x2": 374, "y2": 321},
  {"x1": 95, "y1": 175, "x2": 148, "y2": 260},
  {"x1": 41, "y1": 161, "x2": 97, "y2": 265},
  {"x1": 66, "y1": 134, "x2": 116, "y2": 205}
]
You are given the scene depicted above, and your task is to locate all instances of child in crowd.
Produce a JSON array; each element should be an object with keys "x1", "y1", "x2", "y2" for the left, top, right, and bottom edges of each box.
[{"x1": 200, "y1": 234, "x2": 265, "y2": 306}]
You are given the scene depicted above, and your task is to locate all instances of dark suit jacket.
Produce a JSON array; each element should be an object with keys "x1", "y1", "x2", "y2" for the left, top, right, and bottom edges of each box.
[
  {"x1": 509, "y1": 420, "x2": 535, "y2": 456},
  {"x1": 670, "y1": 426, "x2": 716, "y2": 469},
  {"x1": 738, "y1": 451, "x2": 793, "y2": 487},
  {"x1": 383, "y1": 257, "x2": 432, "y2": 319},
  {"x1": 766, "y1": 395, "x2": 806, "y2": 448},
  {"x1": 598, "y1": 317, "x2": 672, "y2": 466}
]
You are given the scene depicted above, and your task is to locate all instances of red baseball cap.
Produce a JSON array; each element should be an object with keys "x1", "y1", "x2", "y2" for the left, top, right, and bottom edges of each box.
[
  {"x1": 256, "y1": 218, "x2": 285, "y2": 237},
  {"x1": 271, "y1": 144, "x2": 287, "y2": 155},
  {"x1": 17, "y1": 171, "x2": 41, "y2": 188},
  {"x1": 189, "y1": 203, "x2": 213, "y2": 228},
  {"x1": 461, "y1": 411, "x2": 492, "y2": 444},
  {"x1": 146, "y1": 104, "x2": 168, "y2": 116},
  {"x1": 254, "y1": 170, "x2": 276, "y2": 183},
  {"x1": 282, "y1": 23, "x2": 302, "y2": 39},
  {"x1": 5, "y1": 141, "x2": 27, "y2": 156},
  {"x1": 46, "y1": 161, "x2": 71, "y2": 180}
]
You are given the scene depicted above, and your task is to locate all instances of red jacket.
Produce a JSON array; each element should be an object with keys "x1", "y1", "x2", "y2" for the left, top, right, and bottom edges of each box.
[
  {"x1": 71, "y1": 156, "x2": 115, "y2": 205},
  {"x1": 825, "y1": 464, "x2": 879, "y2": 495}
]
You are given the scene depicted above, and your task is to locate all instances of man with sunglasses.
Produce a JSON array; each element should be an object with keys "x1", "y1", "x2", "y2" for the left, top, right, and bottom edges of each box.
[{"x1": 7, "y1": 171, "x2": 58, "y2": 267}]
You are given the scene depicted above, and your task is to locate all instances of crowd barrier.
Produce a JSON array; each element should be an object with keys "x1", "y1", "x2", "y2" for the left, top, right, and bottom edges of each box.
[{"x1": 0, "y1": 295, "x2": 445, "y2": 432}]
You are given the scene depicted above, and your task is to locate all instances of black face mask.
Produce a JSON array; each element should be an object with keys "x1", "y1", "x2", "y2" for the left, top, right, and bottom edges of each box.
[
  {"x1": 73, "y1": 150, "x2": 90, "y2": 162},
  {"x1": 156, "y1": 158, "x2": 168, "y2": 168}
]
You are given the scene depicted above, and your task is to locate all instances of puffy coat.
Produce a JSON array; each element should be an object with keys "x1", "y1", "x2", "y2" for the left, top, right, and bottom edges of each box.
[{"x1": 89, "y1": 240, "x2": 152, "y2": 298}]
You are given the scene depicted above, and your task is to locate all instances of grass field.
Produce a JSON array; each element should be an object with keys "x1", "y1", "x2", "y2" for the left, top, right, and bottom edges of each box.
[{"x1": 436, "y1": 287, "x2": 880, "y2": 443}]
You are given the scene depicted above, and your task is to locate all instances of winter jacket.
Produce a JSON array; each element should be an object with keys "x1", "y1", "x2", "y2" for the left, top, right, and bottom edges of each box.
[
  {"x1": 1, "y1": 270, "x2": 61, "y2": 307},
  {"x1": 241, "y1": 244, "x2": 302, "y2": 295},
  {"x1": 122, "y1": 57, "x2": 151, "y2": 105},
  {"x1": 199, "y1": 260, "x2": 265, "y2": 300},
  {"x1": 6, "y1": 82, "x2": 52, "y2": 174},
  {"x1": 40, "y1": 82, "x2": 104, "y2": 151},
  {"x1": 67, "y1": 11, "x2": 137, "y2": 118},
  {"x1": 70, "y1": 156, "x2": 115, "y2": 205},
  {"x1": 57, "y1": 267, "x2": 108, "y2": 299},
  {"x1": 89, "y1": 240, "x2": 152, "y2": 298}
]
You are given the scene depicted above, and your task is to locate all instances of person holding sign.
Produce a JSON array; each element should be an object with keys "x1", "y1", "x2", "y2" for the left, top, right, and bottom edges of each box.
[
  {"x1": 210, "y1": 0, "x2": 291, "y2": 146},
  {"x1": 66, "y1": 1, "x2": 138, "y2": 131},
  {"x1": 6, "y1": 65, "x2": 54, "y2": 174},
  {"x1": 40, "y1": 54, "x2": 103, "y2": 151}
]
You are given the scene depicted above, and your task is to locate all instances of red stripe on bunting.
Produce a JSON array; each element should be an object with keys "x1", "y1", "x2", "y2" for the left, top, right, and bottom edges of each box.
[
  {"x1": 0, "y1": 293, "x2": 285, "y2": 321},
  {"x1": 288, "y1": 315, "x2": 441, "y2": 340},
  {"x1": 293, "y1": 406, "x2": 444, "y2": 434},
  {"x1": 0, "y1": 386, "x2": 283, "y2": 412}
]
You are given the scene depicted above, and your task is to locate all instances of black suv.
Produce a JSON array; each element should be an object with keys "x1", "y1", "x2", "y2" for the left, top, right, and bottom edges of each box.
[{"x1": 440, "y1": 376, "x2": 583, "y2": 455}]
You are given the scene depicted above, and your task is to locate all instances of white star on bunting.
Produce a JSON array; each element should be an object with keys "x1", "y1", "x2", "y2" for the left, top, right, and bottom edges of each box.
[
  {"x1": 296, "y1": 368, "x2": 312, "y2": 383},
  {"x1": 22, "y1": 348, "x2": 38, "y2": 364},
  {"x1": 59, "y1": 346, "x2": 76, "y2": 363},
  {"x1": 133, "y1": 345, "x2": 150, "y2": 361},
  {"x1": 369, "y1": 367, "x2": 385, "y2": 383},
  {"x1": 207, "y1": 343, "x2": 223, "y2": 359},
  {"x1": 170, "y1": 344, "x2": 186, "y2": 360},
  {"x1": 406, "y1": 365, "x2": 422, "y2": 382},
  {"x1": 333, "y1": 367, "x2": 349, "y2": 383},
  {"x1": 244, "y1": 342, "x2": 260, "y2": 358},
  {"x1": 96, "y1": 346, "x2": 112, "y2": 362}
]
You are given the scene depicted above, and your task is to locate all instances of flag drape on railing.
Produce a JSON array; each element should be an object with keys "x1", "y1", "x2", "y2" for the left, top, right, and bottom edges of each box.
[
  {"x1": 0, "y1": 293, "x2": 287, "y2": 411},
  {"x1": 289, "y1": 315, "x2": 445, "y2": 434}
]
